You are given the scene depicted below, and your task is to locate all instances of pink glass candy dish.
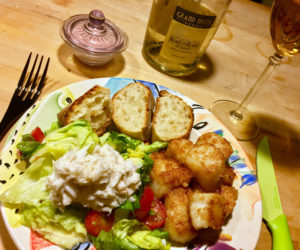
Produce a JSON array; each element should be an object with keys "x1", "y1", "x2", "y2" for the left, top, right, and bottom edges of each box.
[{"x1": 60, "y1": 9, "x2": 128, "y2": 66}]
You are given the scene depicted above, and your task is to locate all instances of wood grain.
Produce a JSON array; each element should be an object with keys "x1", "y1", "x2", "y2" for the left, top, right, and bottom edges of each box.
[{"x1": 0, "y1": 0, "x2": 299, "y2": 249}]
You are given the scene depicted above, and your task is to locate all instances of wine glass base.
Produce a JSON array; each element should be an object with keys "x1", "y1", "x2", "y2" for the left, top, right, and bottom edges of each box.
[{"x1": 209, "y1": 100, "x2": 260, "y2": 141}]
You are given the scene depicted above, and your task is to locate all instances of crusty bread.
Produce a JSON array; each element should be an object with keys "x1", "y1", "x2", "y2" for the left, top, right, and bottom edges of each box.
[
  {"x1": 57, "y1": 85, "x2": 112, "y2": 136},
  {"x1": 151, "y1": 90, "x2": 194, "y2": 142},
  {"x1": 111, "y1": 82, "x2": 155, "y2": 142}
]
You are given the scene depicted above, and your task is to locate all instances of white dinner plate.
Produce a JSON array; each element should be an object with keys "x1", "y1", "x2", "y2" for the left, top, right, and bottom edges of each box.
[{"x1": 0, "y1": 77, "x2": 261, "y2": 250}]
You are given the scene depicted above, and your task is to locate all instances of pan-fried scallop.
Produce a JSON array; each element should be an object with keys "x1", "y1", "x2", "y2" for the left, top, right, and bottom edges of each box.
[
  {"x1": 185, "y1": 143, "x2": 225, "y2": 192},
  {"x1": 164, "y1": 187, "x2": 198, "y2": 243},
  {"x1": 221, "y1": 166, "x2": 236, "y2": 186},
  {"x1": 166, "y1": 138, "x2": 193, "y2": 165},
  {"x1": 195, "y1": 132, "x2": 233, "y2": 159},
  {"x1": 218, "y1": 185, "x2": 238, "y2": 217},
  {"x1": 189, "y1": 190, "x2": 225, "y2": 230},
  {"x1": 149, "y1": 151, "x2": 193, "y2": 198}
]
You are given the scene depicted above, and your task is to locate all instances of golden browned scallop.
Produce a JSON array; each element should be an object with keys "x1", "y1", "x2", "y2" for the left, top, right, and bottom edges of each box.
[
  {"x1": 218, "y1": 185, "x2": 238, "y2": 217},
  {"x1": 164, "y1": 187, "x2": 198, "y2": 243},
  {"x1": 150, "y1": 150, "x2": 167, "y2": 161},
  {"x1": 166, "y1": 138, "x2": 193, "y2": 165},
  {"x1": 221, "y1": 166, "x2": 236, "y2": 186},
  {"x1": 189, "y1": 190, "x2": 225, "y2": 230},
  {"x1": 195, "y1": 132, "x2": 233, "y2": 159},
  {"x1": 149, "y1": 151, "x2": 193, "y2": 198},
  {"x1": 185, "y1": 143, "x2": 225, "y2": 192}
]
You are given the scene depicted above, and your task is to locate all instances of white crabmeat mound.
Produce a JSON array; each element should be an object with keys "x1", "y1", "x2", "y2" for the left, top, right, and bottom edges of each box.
[{"x1": 48, "y1": 144, "x2": 141, "y2": 213}]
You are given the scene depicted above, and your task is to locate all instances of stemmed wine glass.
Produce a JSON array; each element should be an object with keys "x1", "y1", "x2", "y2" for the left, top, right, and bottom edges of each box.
[{"x1": 210, "y1": 0, "x2": 300, "y2": 141}]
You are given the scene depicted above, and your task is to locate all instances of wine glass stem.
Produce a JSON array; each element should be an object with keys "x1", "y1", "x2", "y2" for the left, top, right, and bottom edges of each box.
[{"x1": 230, "y1": 53, "x2": 284, "y2": 120}]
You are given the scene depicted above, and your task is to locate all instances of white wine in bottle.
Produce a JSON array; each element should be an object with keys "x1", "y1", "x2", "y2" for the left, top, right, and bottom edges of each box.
[{"x1": 142, "y1": 0, "x2": 231, "y2": 76}]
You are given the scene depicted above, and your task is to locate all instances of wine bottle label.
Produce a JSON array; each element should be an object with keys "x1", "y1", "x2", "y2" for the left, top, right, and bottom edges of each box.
[{"x1": 160, "y1": 6, "x2": 216, "y2": 64}]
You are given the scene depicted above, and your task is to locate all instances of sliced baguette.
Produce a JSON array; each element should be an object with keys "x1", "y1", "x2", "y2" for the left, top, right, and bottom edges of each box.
[
  {"x1": 57, "y1": 85, "x2": 112, "y2": 136},
  {"x1": 151, "y1": 90, "x2": 194, "y2": 142},
  {"x1": 111, "y1": 82, "x2": 155, "y2": 142}
]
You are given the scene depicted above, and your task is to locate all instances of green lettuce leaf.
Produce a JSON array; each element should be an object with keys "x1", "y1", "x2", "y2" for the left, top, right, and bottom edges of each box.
[
  {"x1": 99, "y1": 131, "x2": 142, "y2": 154},
  {"x1": 16, "y1": 134, "x2": 41, "y2": 158},
  {"x1": 91, "y1": 219, "x2": 169, "y2": 250},
  {"x1": 128, "y1": 231, "x2": 170, "y2": 250},
  {"x1": 0, "y1": 157, "x2": 52, "y2": 206},
  {"x1": 44, "y1": 121, "x2": 61, "y2": 136},
  {"x1": 149, "y1": 229, "x2": 169, "y2": 239},
  {"x1": 99, "y1": 132, "x2": 167, "y2": 159},
  {"x1": 90, "y1": 230, "x2": 119, "y2": 250},
  {"x1": 22, "y1": 200, "x2": 87, "y2": 249},
  {"x1": 133, "y1": 141, "x2": 168, "y2": 155},
  {"x1": 30, "y1": 119, "x2": 99, "y2": 162}
]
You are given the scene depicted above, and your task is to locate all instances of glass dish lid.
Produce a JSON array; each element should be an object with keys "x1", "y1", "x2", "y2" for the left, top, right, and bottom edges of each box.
[{"x1": 61, "y1": 9, "x2": 128, "y2": 54}]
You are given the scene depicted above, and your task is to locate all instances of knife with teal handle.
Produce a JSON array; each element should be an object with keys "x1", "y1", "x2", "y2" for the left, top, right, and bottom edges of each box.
[{"x1": 257, "y1": 137, "x2": 294, "y2": 250}]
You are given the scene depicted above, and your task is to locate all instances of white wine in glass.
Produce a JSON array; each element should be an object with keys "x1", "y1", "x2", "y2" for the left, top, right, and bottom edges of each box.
[{"x1": 210, "y1": 0, "x2": 300, "y2": 141}]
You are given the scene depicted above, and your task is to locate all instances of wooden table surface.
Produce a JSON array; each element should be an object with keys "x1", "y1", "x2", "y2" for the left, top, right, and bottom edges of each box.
[{"x1": 0, "y1": 0, "x2": 299, "y2": 249}]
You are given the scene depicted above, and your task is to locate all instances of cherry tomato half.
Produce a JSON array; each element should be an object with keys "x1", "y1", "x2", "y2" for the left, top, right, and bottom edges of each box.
[
  {"x1": 134, "y1": 186, "x2": 154, "y2": 220},
  {"x1": 31, "y1": 127, "x2": 45, "y2": 143},
  {"x1": 142, "y1": 197, "x2": 167, "y2": 230},
  {"x1": 84, "y1": 210, "x2": 114, "y2": 236}
]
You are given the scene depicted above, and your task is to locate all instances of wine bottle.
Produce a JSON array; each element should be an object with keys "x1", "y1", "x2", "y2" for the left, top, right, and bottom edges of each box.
[{"x1": 142, "y1": 0, "x2": 231, "y2": 76}]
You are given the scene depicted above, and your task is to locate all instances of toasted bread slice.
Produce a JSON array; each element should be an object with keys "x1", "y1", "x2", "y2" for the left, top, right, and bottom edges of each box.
[
  {"x1": 57, "y1": 85, "x2": 112, "y2": 136},
  {"x1": 151, "y1": 90, "x2": 194, "y2": 142},
  {"x1": 111, "y1": 82, "x2": 155, "y2": 141}
]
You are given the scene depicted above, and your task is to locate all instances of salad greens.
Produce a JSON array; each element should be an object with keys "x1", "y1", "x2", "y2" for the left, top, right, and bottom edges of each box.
[
  {"x1": 99, "y1": 131, "x2": 168, "y2": 160},
  {"x1": 0, "y1": 119, "x2": 170, "y2": 249},
  {"x1": 99, "y1": 132, "x2": 167, "y2": 214},
  {"x1": 16, "y1": 134, "x2": 42, "y2": 158},
  {"x1": 22, "y1": 200, "x2": 87, "y2": 248},
  {"x1": 99, "y1": 132, "x2": 167, "y2": 190},
  {"x1": 0, "y1": 157, "x2": 52, "y2": 207},
  {"x1": 0, "y1": 119, "x2": 99, "y2": 248},
  {"x1": 29, "y1": 119, "x2": 99, "y2": 162},
  {"x1": 1, "y1": 120, "x2": 99, "y2": 207},
  {"x1": 91, "y1": 219, "x2": 170, "y2": 250}
]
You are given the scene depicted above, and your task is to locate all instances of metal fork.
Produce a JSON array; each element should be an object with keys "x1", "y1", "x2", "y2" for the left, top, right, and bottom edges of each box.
[{"x1": 0, "y1": 52, "x2": 50, "y2": 141}]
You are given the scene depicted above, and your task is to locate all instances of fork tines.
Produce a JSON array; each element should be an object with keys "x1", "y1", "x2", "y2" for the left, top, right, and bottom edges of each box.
[
  {"x1": 0, "y1": 52, "x2": 50, "y2": 141},
  {"x1": 17, "y1": 52, "x2": 50, "y2": 101}
]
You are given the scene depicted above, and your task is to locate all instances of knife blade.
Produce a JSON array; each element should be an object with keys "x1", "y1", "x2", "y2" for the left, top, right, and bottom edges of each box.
[{"x1": 257, "y1": 136, "x2": 294, "y2": 250}]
